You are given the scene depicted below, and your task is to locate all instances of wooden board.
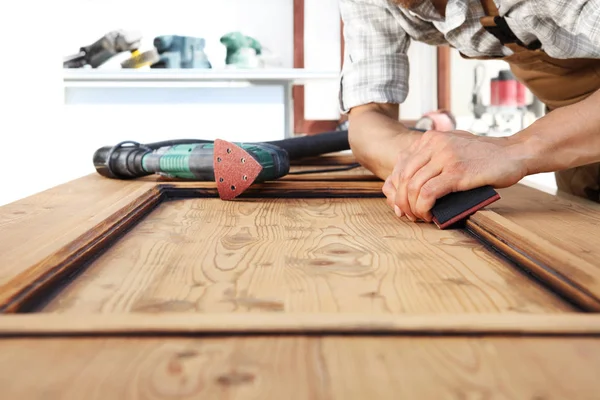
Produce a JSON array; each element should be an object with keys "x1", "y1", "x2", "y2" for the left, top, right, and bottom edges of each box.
[
  {"x1": 467, "y1": 184, "x2": 600, "y2": 310},
  {"x1": 36, "y1": 197, "x2": 570, "y2": 314},
  {"x1": 1, "y1": 336, "x2": 599, "y2": 399},
  {"x1": 0, "y1": 176, "x2": 155, "y2": 291},
  {"x1": 2, "y1": 313, "x2": 600, "y2": 336},
  {"x1": 494, "y1": 184, "x2": 600, "y2": 269},
  {"x1": 0, "y1": 179, "x2": 386, "y2": 312},
  {"x1": 1, "y1": 156, "x2": 600, "y2": 398},
  {"x1": 0, "y1": 174, "x2": 596, "y2": 315}
]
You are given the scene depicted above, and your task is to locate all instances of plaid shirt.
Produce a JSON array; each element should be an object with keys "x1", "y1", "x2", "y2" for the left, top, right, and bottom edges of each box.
[{"x1": 339, "y1": 0, "x2": 600, "y2": 112}]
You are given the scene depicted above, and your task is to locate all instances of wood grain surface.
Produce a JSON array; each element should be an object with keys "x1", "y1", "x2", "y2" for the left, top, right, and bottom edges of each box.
[
  {"x1": 2, "y1": 313, "x2": 600, "y2": 336},
  {"x1": 476, "y1": 184, "x2": 600, "y2": 309},
  {"x1": 40, "y1": 197, "x2": 572, "y2": 314},
  {"x1": 0, "y1": 176, "x2": 159, "y2": 310},
  {"x1": 468, "y1": 211, "x2": 600, "y2": 311},
  {"x1": 0, "y1": 176, "x2": 154, "y2": 286},
  {"x1": 1, "y1": 336, "x2": 599, "y2": 399},
  {"x1": 494, "y1": 184, "x2": 600, "y2": 269},
  {"x1": 1, "y1": 158, "x2": 599, "y2": 397},
  {"x1": 0, "y1": 178, "x2": 386, "y2": 312},
  {"x1": 282, "y1": 167, "x2": 378, "y2": 181}
]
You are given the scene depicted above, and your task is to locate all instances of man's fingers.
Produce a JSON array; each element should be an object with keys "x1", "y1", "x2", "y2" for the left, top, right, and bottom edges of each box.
[
  {"x1": 394, "y1": 205, "x2": 403, "y2": 217},
  {"x1": 394, "y1": 153, "x2": 431, "y2": 221},
  {"x1": 406, "y1": 164, "x2": 443, "y2": 220},
  {"x1": 383, "y1": 178, "x2": 404, "y2": 217},
  {"x1": 414, "y1": 174, "x2": 455, "y2": 222},
  {"x1": 382, "y1": 177, "x2": 396, "y2": 209}
]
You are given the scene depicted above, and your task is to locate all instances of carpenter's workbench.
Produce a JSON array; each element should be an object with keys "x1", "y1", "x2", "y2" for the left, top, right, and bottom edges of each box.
[{"x1": 0, "y1": 153, "x2": 599, "y2": 398}]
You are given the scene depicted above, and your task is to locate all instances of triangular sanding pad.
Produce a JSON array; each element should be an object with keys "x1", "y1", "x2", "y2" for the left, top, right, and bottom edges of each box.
[{"x1": 214, "y1": 139, "x2": 263, "y2": 200}]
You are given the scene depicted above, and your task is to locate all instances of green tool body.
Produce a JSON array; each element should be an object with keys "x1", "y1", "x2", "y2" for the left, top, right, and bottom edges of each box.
[{"x1": 139, "y1": 143, "x2": 283, "y2": 182}]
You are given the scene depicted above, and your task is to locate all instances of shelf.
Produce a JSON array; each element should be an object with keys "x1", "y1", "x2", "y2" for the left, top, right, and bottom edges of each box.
[{"x1": 63, "y1": 68, "x2": 340, "y2": 87}]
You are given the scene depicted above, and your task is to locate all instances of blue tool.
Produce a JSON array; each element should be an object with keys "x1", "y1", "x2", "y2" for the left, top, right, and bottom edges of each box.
[{"x1": 151, "y1": 35, "x2": 212, "y2": 69}]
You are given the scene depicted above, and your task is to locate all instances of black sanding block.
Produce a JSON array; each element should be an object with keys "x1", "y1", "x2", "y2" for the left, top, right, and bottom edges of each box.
[{"x1": 431, "y1": 185, "x2": 500, "y2": 229}]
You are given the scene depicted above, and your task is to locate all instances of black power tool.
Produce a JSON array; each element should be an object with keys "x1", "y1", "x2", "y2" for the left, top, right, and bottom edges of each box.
[
  {"x1": 93, "y1": 130, "x2": 499, "y2": 228},
  {"x1": 93, "y1": 131, "x2": 357, "y2": 200},
  {"x1": 64, "y1": 30, "x2": 159, "y2": 69}
]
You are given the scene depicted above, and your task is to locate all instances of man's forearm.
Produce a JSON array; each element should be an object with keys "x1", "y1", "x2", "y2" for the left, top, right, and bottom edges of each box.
[
  {"x1": 347, "y1": 103, "x2": 418, "y2": 179},
  {"x1": 511, "y1": 88, "x2": 600, "y2": 175}
]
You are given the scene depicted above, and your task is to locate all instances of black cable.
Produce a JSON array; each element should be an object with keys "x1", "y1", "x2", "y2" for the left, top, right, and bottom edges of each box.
[
  {"x1": 142, "y1": 130, "x2": 350, "y2": 159},
  {"x1": 143, "y1": 139, "x2": 213, "y2": 149},
  {"x1": 266, "y1": 130, "x2": 350, "y2": 159}
]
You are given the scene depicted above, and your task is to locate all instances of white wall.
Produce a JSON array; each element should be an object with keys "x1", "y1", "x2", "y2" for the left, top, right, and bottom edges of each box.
[
  {"x1": 304, "y1": 0, "x2": 341, "y2": 120},
  {"x1": 401, "y1": 42, "x2": 438, "y2": 120},
  {"x1": 1, "y1": 2, "x2": 65, "y2": 206}
]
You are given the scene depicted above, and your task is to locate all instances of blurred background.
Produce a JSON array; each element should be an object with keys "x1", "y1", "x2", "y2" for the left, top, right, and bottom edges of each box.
[{"x1": 0, "y1": 0, "x2": 555, "y2": 206}]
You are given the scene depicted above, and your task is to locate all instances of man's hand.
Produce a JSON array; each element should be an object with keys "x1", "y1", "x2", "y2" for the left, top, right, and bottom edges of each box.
[{"x1": 382, "y1": 130, "x2": 529, "y2": 222}]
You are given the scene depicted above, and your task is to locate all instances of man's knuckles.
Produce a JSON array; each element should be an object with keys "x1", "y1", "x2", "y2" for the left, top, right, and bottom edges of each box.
[
  {"x1": 399, "y1": 170, "x2": 412, "y2": 184},
  {"x1": 418, "y1": 186, "x2": 435, "y2": 203},
  {"x1": 407, "y1": 178, "x2": 423, "y2": 197}
]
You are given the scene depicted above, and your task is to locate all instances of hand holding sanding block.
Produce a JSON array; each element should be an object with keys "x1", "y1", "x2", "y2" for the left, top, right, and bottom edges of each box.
[
  {"x1": 212, "y1": 140, "x2": 500, "y2": 229},
  {"x1": 431, "y1": 185, "x2": 501, "y2": 229}
]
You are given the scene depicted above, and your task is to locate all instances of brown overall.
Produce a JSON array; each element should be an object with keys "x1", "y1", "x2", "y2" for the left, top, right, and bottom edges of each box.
[{"x1": 440, "y1": 0, "x2": 600, "y2": 201}]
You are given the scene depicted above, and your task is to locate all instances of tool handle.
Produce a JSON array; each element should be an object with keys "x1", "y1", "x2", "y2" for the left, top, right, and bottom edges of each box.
[{"x1": 93, "y1": 142, "x2": 153, "y2": 179}]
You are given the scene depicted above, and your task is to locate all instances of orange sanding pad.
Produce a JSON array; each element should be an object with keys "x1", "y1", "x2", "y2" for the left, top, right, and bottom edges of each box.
[{"x1": 214, "y1": 139, "x2": 263, "y2": 200}]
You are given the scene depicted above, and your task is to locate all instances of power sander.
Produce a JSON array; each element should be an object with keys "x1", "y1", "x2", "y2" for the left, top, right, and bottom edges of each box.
[
  {"x1": 93, "y1": 132, "x2": 355, "y2": 201},
  {"x1": 93, "y1": 131, "x2": 499, "y2": 229},
  {"x1": 64, "y1": 30, "x2": 159, "y2": 69}
]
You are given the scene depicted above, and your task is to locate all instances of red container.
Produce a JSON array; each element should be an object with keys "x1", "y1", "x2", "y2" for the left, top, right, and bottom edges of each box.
[
  {"x1": 490, "y1": 78, "x2": 500, "y2": 106},
  {"x1": 516, "y1": 81, "x2": 527, "y2": 107},
  {"x1": 491, "y1": 70, "x2": 517, "y2": 107}
]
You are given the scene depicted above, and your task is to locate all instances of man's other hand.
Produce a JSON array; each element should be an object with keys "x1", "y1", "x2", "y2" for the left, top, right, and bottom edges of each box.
[{"x1": 382, "y1": 130, "x2": 529, "y2": 222}]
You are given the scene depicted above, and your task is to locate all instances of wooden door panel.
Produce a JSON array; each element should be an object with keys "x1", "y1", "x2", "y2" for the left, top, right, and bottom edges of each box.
[
  {"x1": 24, "y1": 194, "x2": 570, "y2": 315},
  {"x1": 0, "y1": 180, "x2": 385, "y2": 313},
  {"x1": 1, "y1": 336, "x2": 599, "y2": 399},
  {"x1": 1, "y1": 155, "x2": 600, "y2": 399},
  {"x1": 468, "y1": 184, "x2": 600, "y2": 309},
  {"x1": 494, "y1": 184, "x2": 600, "y2": 268},
  {"x1": 0, "y1": 174, "x2": 597, "y2": 316},
  {"x1": 0, "y1": 177, "x2": 156, "y2": 292}
]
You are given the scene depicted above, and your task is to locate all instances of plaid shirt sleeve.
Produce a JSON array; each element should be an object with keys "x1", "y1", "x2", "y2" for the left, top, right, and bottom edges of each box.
[{"x1": 339, "y1": 0, "x2": 411, "y2": 113}]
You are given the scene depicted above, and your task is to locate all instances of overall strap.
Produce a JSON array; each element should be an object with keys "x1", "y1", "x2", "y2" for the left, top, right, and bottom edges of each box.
[
  {"x1": 479, "y1": 0, "x2": 499, "y2": 16},
  {"x1": 478, "y1": 0, "x2": 541, "y2": 51}
]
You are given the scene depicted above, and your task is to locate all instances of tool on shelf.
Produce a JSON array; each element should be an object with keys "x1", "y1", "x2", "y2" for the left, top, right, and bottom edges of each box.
[
  {"x1": 220, "y1": 32, "x2": 263, "y2": 68},
  {"x1": 150, "y1": 35, "x2": 212, "y2": 69},
  {"x1": 63, "y1": 30, "x2": 159, "y2": 69},
  {"x1": 93, "y1": 131, "x2": 500, "y2": 229}
]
